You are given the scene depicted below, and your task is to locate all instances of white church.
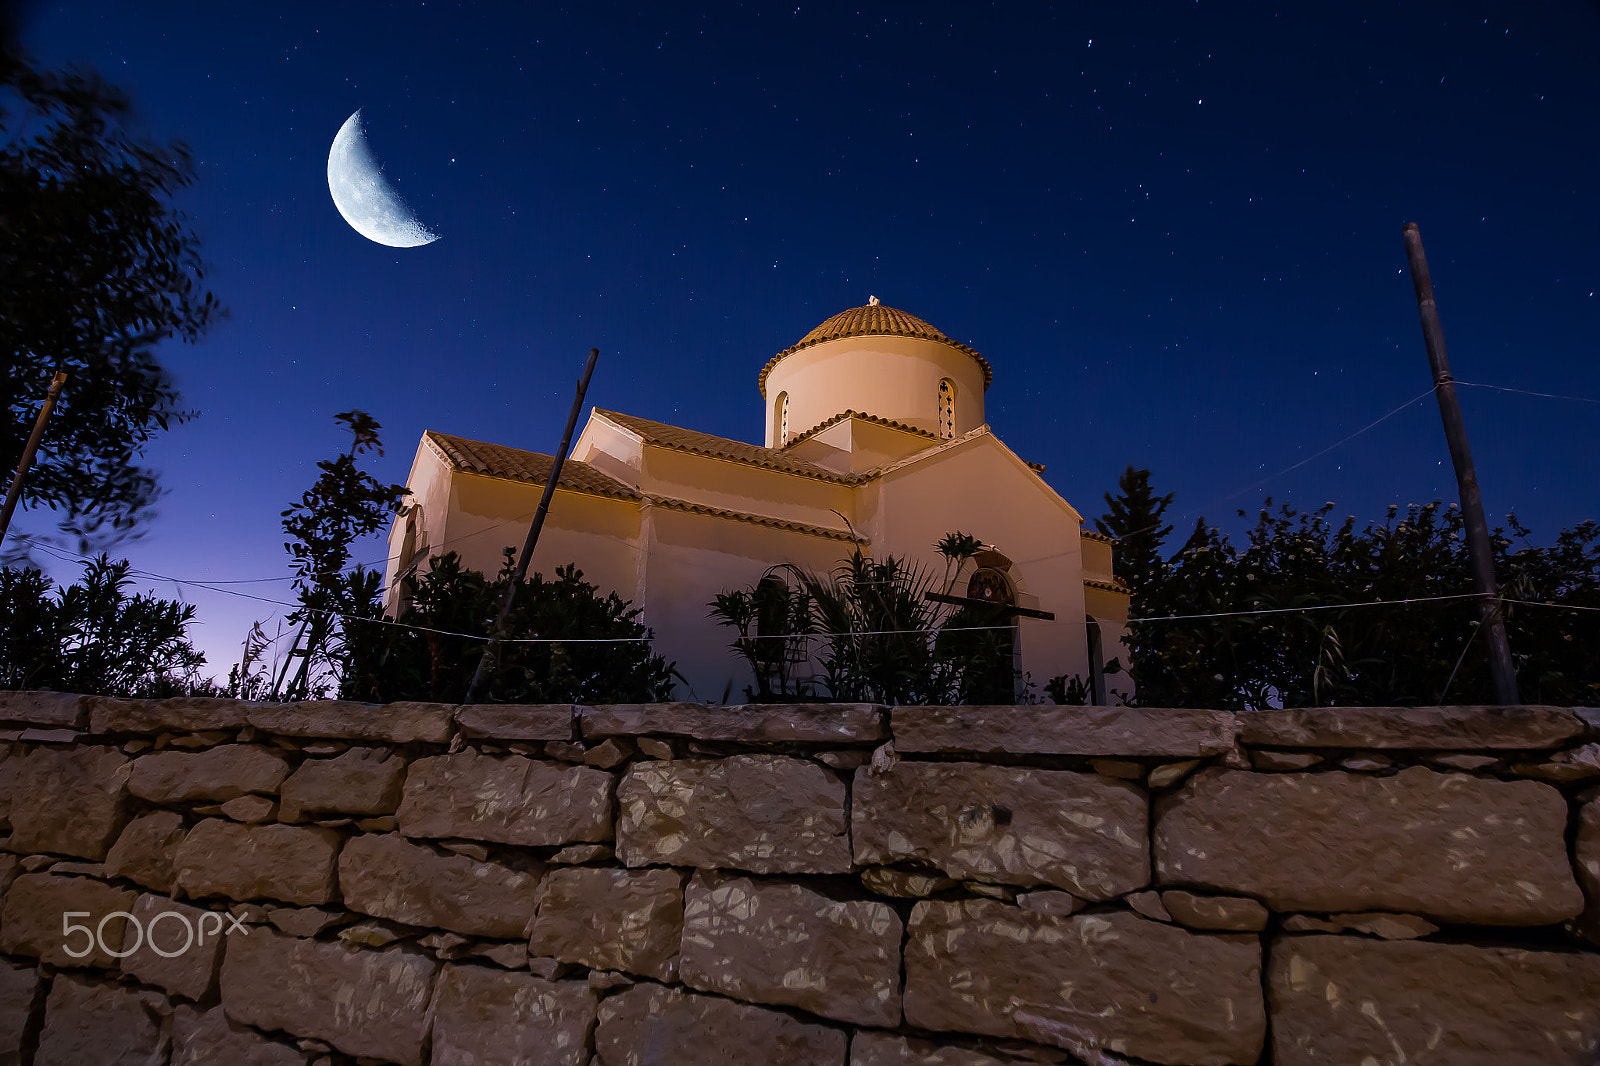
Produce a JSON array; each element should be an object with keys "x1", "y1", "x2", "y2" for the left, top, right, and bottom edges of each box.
[{"x1": 383, "y1": 300, "x2": 1130, "y2": 702}]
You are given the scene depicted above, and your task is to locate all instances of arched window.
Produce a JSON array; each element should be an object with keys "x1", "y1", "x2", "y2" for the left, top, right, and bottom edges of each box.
[
  {"x1": 775, "y1": 391, "x2": 790, "y2": 445},
  {"x1": 938, "y1": 379, "x2": 956, "y2": 439}
]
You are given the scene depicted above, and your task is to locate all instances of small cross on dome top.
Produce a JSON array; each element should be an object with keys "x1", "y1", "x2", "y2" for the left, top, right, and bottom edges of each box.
[{"x1": 868, "y1": 295, "x2": 879, "y2": 306}]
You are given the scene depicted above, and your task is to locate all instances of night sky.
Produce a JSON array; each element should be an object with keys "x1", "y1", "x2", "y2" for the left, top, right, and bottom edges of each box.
[{"x1": 13, "y1": 2, "x2": 1600, "y2": 680}]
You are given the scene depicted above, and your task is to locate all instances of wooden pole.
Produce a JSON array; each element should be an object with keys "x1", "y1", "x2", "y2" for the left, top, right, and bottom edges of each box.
[
  {"x1": 1402, "y1": 223, "x2": 1519, "y2": 705},
  {"x1": 464, "y1": 348, "x2": 600, "y2": 704},
  {"x1": 0, "y1": 371, "x2": 69, "y2": 549}
]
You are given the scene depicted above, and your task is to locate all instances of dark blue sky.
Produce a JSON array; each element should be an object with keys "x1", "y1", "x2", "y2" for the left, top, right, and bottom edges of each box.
[{"x1": 15, "y1": 2, "x2": 1600, "y2": 678}]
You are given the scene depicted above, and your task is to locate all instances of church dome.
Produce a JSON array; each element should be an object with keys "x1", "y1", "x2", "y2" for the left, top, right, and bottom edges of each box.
[
  {"x1": 759, "y1": 298, "x2": 991, "y2": 448},
  {"x1": 759, "y1": 301, "x2": 992, "y2": 397}
]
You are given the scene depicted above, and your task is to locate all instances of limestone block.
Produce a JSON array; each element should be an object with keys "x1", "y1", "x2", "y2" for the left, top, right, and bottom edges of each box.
[
  {"x1": 129, "y1": 744, "x2": 290, "y2": 802},
  {"x1": 89, "y1": 695, "x2": 250, "y2": 733},
  {"x1": 1429, "y1": 752, "x2": 1500, "y2": 770},
  {"x1": 582, "y1": 702, "x2": 887, "y2": 744},
  {"x1": 247, "y1": 700, "x2": 453, "y2": 743},
  {"x1": 0, "y1": 753, "x2": 16, "y2": 831},
  {"x1": 1153, "y1": 767, "x2": 1583, "y2": 924},
  {"x1": 594, "y1": 982, "x2": 847, "y2": 1066},
  {"x1": 0, "y1": 872, "x2": 138, "y2": 966},
  {"x1": 430, "y1": 963, "x2": 597, "y2": 1066},
  {"x1": 853, "y1": 760, "x2": 1147, "y2": 898},
  {"x1": 1158, "y1": 891, "x2": 1267, "y2": 932},
  {"x1": 221, "y1": 928, "x2": 437, "y2": 1066},
  {"x1": 279, "y1": 746, "x2": 405, "y2": 820},
  {"x1": 550, "y1": 843, "x2": 612, "y2": 863},
  {"x1": 891, "y1": 704, "x2": 1236, "y2": 756},
  {"x1": 1281, "y1": 914, "x2": 1340, "y2": 933},
  {"x1": 103, "y1": 810, "x2": 188, "y2": 892},
  {"x1": 860, "y1": 867, "x2": 958, "y2": 898},
  {"x1": 34, "y1": 975, "x2": 165, "y2": 1066},
  {"x1": 339, "y1": 832, "x2": 540, "y2": 938},
  {"x1": 680, "y1": 871, "x2": 902, "y2": 1027},
  {"x1": 1126, "y1": 890, "x2": 1173, "y2": 921},
  {"x1": 1328, "y1": 911, "x2": 1439, "y2": 939},
  {"x1": 174, "y1": 819, "x2": 341, "y2": 905},
  {"x1": 118, "y1": 893, "x2": 224, "y2": 1000},
  {"x1": 1147, "y1": 759, "x2": 1201, "y2": 788},
  {"x1": 904, "y1": 900, "x2": 1264, "y2": 1066},
  {"x1": 850, "y1": 1033, "x2": 1010, "y2": 1066},
  {"x1": 584, "y1": 737, "x2": 635, "y2": 768},
  {"x1": 0, "y1": 960, "x2": 41, "y2": 1064},
  {"x1": 1270, "y1": 935, "x2": 1600, "y2": 1064},
  {"x1": 1090, "y1": 758, "x2": 1144, "y2": 780},
  {"x1": 221, "y1": 794, "x2": 277, "y2": 822},
  {"x1": 1249, "y1": 750, "x2": 1322, "y2": 771},
  {"x1": 0, "y1": 690, "x2": 88, "y2": 728},
  {"x1": 396, "y1": 751, "x2": 613, "y2": 846},
  {"x1": 1577, "y1": 794, "x2": 1600, "y2": 944},
  {"x1": 172, "y1": 1004, "x2": 309, "y2": 1066},
  {"x1": 1237, "y1": 705, "x2": 1583, "y2": 749},
  {"x1": 527, "y1": 867, "x2": 685, "y2": 980},
  {"x1": 616, "y1": 755, "x2": 850, "y2": 873},
  {"x1": 266, "y1": 905, "x2": 344, "y2": 937},
  {"x1": 456, "y1": 704, "x2": 576, "y2": 741},
  {"x1": 7, "y1": 745, "x2": 130, "y2": 860},
  {"x1": 1016, "y1": 889, "x2": 1083, "y2": 916}
]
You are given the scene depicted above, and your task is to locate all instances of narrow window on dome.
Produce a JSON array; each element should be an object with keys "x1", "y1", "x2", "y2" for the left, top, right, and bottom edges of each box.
[
  {"x1": 938, "y1": 379, "x2": 956, "y2": 439},
  {"x1": 776, "y1": 391, "x2": 790, "y2": 445}
]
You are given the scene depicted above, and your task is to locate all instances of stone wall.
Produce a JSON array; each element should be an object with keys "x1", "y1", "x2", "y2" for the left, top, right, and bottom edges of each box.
[{"x1": 0, "y1": 691, "x2": 1597, "y2": 1065}]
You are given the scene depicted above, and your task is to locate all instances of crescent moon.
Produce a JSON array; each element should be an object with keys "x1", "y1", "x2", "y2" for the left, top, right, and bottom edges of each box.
[{"x1": 326, "y1": 109, "x2": 439, "y2": 248}]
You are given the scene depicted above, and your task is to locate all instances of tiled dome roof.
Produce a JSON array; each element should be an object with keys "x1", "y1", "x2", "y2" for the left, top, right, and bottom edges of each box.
[{"x1": 759, "y1": 302, "x2": 993, "y2": 396}]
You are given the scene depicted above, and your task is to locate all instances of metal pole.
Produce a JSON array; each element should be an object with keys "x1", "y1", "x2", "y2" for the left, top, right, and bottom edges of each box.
[
  {"x1": 0, "y1": 371, "x2": 69, "y2": 549},
  {"x1": 464, "y1": 347, "x2": 600, "y2": 704},
  {"x1": 1402, "y1": 223, "x2": 1519, "y2": 705}
]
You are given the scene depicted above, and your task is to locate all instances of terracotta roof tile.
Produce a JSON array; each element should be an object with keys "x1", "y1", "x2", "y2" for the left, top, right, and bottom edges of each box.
[
  {"x1": 759, "y1": 303, "x2": 993, "y2": 396},
  {"x1": 647, "y1": 495, "x2": 862, "y2": 542},
  {"x1": 424, "y1": 431, "x2": 642, "y2": 500},
  {"x1": 594, "y1": 409, "x2": 861, "y2": 484},
  {"x1": 783, "y1": 409, "x2": 938, "y2": 448}
]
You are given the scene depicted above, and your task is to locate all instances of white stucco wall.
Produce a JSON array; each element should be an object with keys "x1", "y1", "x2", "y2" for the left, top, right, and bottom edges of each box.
[
  {"x1": 638, "y1": 504, "x2": 852, "y2": 702},
  {"x1": 861, "y1": 433, "x2": 1092, "y2": 693},
  {"x1": 762, "y1": 335, "x2": 988, "y2": 446}
]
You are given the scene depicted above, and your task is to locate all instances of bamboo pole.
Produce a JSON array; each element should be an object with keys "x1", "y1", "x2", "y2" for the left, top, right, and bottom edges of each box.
[
  {"x1": 0, "y1": 371, "x2": 69, "y2": 549},
  {"x1": 1402, "y1": 223, "x2": 1519, "y2": 705},
  {"x1": 464, "y1": 348, "x2": 600, "y2": 704}
]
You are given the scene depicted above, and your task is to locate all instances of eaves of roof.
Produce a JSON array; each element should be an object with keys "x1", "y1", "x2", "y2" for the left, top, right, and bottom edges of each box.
[
  {"x1": 647, "y1": 494, "x2": 863, "y2": 542},
  {"x1": 594, "y1": 408, "x2": 865, "y2": 485},
  {"x1": 424, "y1": 430, "x2": 643, "y2": 501},
  {"x1": 782, "y1": 409, "x2": 938, "y2": 449}
]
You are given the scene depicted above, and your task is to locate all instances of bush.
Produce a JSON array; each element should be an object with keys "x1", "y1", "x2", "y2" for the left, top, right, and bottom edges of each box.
[
  {"x1": 341, "y1": 549, "x2": 678, "y2": 704},
  {"x1": 0, "y1": 555, "x2": 209, "y2": 696},
  {"x1": 710, "y1": 533, "x2": 1022, "y2": 705}
]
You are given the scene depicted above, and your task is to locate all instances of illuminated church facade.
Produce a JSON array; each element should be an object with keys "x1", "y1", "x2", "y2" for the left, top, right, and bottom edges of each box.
[{"x1": 383, "y1": 301, "x2": 1131, "y2": 702}]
